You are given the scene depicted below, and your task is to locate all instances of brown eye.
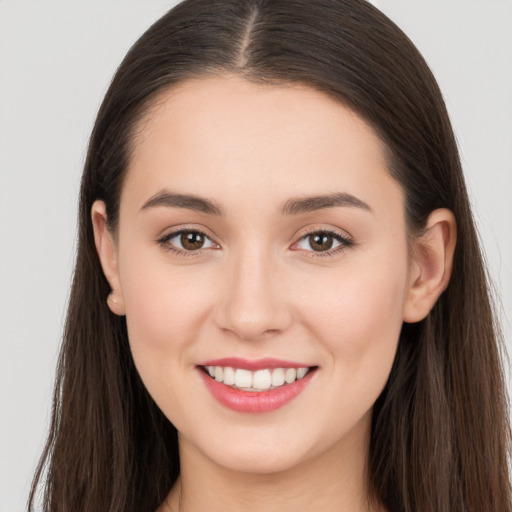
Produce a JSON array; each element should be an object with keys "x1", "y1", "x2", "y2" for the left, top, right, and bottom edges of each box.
[
  {"x1": 160, "y1": 229, "x2": 217, "y2": 253},
  {"x1": 308, "y1": 233, "x2": 334, "y2": 251},
  {"x1": 294, "y1": 230, "x2": 351, "y2": 254},
  {"x1": 181, "y1": 231, "x2": 205, "y2": 250}
]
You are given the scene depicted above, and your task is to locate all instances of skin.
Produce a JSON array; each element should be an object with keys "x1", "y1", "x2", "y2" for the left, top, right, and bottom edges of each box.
[{"x1": 92, "y1": 75, "x2": 456, "y2": 512}]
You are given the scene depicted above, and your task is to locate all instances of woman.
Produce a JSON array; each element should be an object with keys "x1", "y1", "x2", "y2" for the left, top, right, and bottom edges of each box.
[{"x1": 28, "y1": 0, "x2": 511, "y2": 511}]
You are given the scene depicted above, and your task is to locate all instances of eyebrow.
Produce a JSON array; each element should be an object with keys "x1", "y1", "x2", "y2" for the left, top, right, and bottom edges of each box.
[
  {"x1": 140, "y1": 190, "x2": 371, "y2": 216},
  {"x1": 281, "y1": 192, "x2": 372, "y2": 215},
  {"x1": 140, "y1": 191, "x2": 224, "y2": 216}
]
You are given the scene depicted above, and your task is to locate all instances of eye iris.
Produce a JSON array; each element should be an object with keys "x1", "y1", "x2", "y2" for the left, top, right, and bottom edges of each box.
[
  {"x1": 181, "y1": 231, "x2": 205, "y2": 250},
  {"x1": 309, "y1": 233, "x2": 333, "y2": 251}
]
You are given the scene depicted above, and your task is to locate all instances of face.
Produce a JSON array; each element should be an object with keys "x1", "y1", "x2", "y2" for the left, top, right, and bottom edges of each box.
[{"x1": 98, "y1": 75, "x2": 414, "y2": 474}]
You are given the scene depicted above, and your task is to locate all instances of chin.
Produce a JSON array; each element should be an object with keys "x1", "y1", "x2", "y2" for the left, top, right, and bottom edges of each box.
[{"x1": 210, "y1": 445, "x2": 307, "y2": 475}]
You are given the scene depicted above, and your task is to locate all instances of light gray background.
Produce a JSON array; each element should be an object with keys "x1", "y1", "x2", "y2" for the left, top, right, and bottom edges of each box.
[{"x1": 1, "y1": 1, "x2": 511, "y2": 510}]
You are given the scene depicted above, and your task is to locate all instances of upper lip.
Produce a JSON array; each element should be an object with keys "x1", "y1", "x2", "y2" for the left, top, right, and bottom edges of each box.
[{"x1": 197, "y1": 357, "x2": 314, "y2": 371}]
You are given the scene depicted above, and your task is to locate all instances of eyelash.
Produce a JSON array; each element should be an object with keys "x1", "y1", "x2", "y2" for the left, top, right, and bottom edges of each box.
[
  {"x1": 157, "y1": 228, "x2": 217, "y2": 258},
  {"x1": 295, "y1": 228, "x2": 354, "y2": 258},
  {"x1": 157, "y1": 228, "x2": 354, "y2": 258}
]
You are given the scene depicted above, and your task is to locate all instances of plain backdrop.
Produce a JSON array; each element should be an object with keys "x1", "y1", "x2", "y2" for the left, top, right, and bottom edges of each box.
[{"x1": 1, "y1": 1, "x2": 511, "y2": 510}]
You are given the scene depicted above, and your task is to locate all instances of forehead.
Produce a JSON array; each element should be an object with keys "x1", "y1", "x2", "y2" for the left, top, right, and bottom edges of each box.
[{"x1": 122, "y1": 74, "x2": 402, "y2": 217}]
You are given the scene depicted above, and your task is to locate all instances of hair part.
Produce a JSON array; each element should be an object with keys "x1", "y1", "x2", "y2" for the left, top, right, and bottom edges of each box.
[{"x1": 30, "y1": 1, "x2": 510, "y2": 511}]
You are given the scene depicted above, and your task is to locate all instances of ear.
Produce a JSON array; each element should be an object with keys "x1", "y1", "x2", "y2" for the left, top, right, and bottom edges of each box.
[
  {"x1": 403, "y1": 208, "x2": 457, "y2": 323},
  {"x1": 91, "y1": 200, "x2": 126, "y2": 316}
]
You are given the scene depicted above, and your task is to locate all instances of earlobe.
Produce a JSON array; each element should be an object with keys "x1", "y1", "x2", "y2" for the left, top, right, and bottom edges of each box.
[
  {"x1": 403, "y1": 208, "x2": 457, "y2": 323},
  {"x1": 91, "y1": 200, "x2": 126, "y2": 316}
]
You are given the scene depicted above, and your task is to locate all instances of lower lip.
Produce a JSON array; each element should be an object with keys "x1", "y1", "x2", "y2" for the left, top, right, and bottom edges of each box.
[{"x1": 198, "y1": 368, "x2": 316, "y2": 413}]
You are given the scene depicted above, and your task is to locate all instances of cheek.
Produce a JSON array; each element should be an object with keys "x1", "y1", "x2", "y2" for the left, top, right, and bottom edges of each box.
[
  {"x1": 118, "y1": 251, "x2": 215, "y2": 370},
  {"x1": 294, "y1": 252, "x2": 408, "y2": 438},
  {"x1": 300, "y1": 252, "x2": 408, "y2": 371},
  {"x1": 118, "y1": 257, "x2": 218, "y2": 428}
]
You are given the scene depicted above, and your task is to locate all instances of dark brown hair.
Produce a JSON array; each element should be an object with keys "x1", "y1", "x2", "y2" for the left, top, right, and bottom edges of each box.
[{"x1": 29, "y1": 1, "x2": 511, "y2": 511}]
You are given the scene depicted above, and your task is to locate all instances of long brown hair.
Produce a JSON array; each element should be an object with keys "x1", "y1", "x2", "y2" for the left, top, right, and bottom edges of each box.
[{"x1": 29, "y1": 1, "x2": 511, "y2": 511}]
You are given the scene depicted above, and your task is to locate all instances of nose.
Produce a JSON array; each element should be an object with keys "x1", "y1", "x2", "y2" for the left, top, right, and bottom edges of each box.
[{"x1": 214, "y1": 245, "x2": 293, "y2": 341}]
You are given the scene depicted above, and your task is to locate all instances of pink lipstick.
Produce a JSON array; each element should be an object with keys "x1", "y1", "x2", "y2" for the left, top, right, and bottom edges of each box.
[{"x1": 197, "y1": 357, "x2": 317, "y2": 413}]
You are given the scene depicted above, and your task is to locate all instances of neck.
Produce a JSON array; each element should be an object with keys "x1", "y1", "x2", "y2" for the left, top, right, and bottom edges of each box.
[{"x1": 159, "y1": 417, "x2": 385, "y2": 512}]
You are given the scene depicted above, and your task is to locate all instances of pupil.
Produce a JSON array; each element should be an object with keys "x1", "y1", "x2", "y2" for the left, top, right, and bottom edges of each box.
[
  {"x1": 310, "y1": 233, "x2": 333, "y2": 251},
  {"x1": 181, "y1": 231, "x2": 204, "y2": 250}
]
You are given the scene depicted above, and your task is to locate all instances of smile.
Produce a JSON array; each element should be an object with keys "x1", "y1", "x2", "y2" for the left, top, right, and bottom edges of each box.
[
  {"x1": 197, "y1": 358, "x2": 318, "y2": 413},
  {"x1": 203, "y1": 365, "x2": 310, "y2": 391}
]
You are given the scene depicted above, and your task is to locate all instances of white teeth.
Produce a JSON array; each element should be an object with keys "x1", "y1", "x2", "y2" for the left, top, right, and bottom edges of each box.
[
  {"x1": 271, "y1": 367, "x2": 285, "y2": 387},
  {"x1": 223, "y1": 366, "x2": 235, "y2": 385},
  {"x1": 253, "y1": 369, "x2": 272, "y2": 390},
  {"x1": 284, "y1": 368, "x2": 297, "y2": 383},
  {"x1": 205, "y1": 365, "x2": 312, "y2": 390},
  {"x1": 235, "y1": 368, "x2": 253, "y2": 388},
  {"x1": 297, "y1": 367, "x2": 308, "y2": 379}
]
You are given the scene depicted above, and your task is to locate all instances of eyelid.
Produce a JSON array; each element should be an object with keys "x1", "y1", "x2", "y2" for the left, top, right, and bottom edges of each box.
[
  {"x1": 157, "y1": 226, "x2": 220, "y2": 256},
  {"x1": 290, "y1": 226, "x2": 355, "y2": 257},
  {"x1": 156, "y1": 224, "x2": 355, "y2": 258}
]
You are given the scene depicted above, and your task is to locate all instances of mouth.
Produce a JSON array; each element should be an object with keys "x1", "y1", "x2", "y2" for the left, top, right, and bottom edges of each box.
[
  {"x1": 197, "y1": 358, "x2": 318, "y2": 413},
  {"x1": 200, "y1": 365, "x2": 314, "y2": 392}
]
